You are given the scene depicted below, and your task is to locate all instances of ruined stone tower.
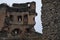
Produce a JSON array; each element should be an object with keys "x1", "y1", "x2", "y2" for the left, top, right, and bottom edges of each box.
[
  {"x1": 0, "y1": 1, "x2": 42, "y2": 40},
  {"x1": 42, "y1": 0, "x2": 60, "y2": 40}
]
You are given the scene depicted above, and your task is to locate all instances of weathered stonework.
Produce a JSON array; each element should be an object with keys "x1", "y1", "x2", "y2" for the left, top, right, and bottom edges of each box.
[
  {"x1": 0, "y1": 1, "x2": 42, "y2": 40},
  {"x1": 42, "y1": 0, "x2": 60, "y2": 40}
]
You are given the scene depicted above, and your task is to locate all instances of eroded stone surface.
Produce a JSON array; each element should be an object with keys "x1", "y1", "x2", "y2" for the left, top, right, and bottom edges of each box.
[{"x1": 42, "y1": 0, "x2": 60, "y2": 40}]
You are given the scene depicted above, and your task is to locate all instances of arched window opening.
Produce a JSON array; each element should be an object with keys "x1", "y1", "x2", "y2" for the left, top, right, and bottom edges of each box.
[
  {"x1": 11, "y1": 29, "x2": 22, "y2": 36},
  {"x1": 23, "y1": 15, "x2": 28, "y2": 24},
  {"x1": 9, "y1": 15, "x2": 13, "y2": 21},
  {"x1": 17, "y1": 16, "x2": 22, "y2": 22}
]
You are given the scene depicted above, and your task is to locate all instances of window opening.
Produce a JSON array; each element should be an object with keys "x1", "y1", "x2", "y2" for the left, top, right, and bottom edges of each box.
[
  {"x1": 17, "y1": 16, "x2": 22, "y2": 22},
  {"x1": 23, "y1": 15, "x2": 28, "y2": 24}
]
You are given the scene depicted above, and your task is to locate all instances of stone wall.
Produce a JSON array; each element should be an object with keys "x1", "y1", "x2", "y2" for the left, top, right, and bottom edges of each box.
[
  {"x1": 41, "y1": 0, "x2": 60, "y2": 40},
  {"x1": 0, "y1": 1, "x2": 42, "y2": 40}
]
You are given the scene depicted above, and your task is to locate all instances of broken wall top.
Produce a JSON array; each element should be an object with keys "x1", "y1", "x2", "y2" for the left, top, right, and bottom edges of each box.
[{"x1": 0, "y1": 1, "x2": 36, "y2": 13}]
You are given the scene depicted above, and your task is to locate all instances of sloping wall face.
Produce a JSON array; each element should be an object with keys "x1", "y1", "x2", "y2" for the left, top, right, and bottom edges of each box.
[{"x1": 42, "y1": 0, "x2": 60, "y2": 40}]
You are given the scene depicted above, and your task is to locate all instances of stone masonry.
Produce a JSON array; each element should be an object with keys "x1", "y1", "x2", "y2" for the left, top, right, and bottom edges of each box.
[
  {"x1": 41, "y1": 0, "x2": 60, "y2": 40},
  {"x1": 0, "y1": 1, "x2": 42, "y2": 40}
]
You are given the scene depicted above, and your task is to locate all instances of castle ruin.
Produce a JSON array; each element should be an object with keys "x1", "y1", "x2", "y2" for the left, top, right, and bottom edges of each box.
[{"x1": 0, "y1": 1, "x2": 42, "y2": 40}]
